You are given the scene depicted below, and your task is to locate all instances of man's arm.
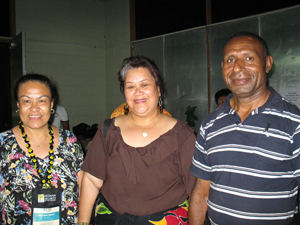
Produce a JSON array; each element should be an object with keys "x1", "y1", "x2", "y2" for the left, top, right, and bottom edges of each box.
[{"x1": 188, "y1": 178, "x2": 210, "y2": 225}]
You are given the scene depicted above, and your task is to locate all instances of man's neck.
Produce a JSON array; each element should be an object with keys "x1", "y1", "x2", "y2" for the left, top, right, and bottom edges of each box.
[{"x1": 230, "y1": 88, "x2": 271, "y2": 122}]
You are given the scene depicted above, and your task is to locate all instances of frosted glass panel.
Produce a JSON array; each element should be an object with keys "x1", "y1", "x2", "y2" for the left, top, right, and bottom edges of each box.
[
  {"x1": 164, "y1": 29, "x2": 207, "y2": 131},
  {"x1": 132, "y1": 37, "x2": 164, "y2": 75},
  {"x1": 131, "y1": 5, "x2": 300, "y2": 128},
  {"x1": 261, "y1": 7, "x2": 300, "y2": 108}
]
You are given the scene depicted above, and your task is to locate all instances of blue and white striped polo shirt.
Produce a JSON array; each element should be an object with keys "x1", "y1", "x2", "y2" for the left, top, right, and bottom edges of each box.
[{"x1": 190, "y1": 87, "x2": 300, "y2": 225}]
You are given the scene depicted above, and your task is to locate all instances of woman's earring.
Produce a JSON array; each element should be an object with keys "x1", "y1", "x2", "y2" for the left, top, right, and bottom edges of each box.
[
  {"x1": 158, "y1": 97, "x2": 163, "y2": 113},
  {"x1": 124, "y1": 103, "x2": 129, "y2": 115},
  {"x1": 16, "y1": 109, "x2": 19, "y2": 114},
  {"x1": 51, "y1": 109, "x2": 55, "y2": 114}
]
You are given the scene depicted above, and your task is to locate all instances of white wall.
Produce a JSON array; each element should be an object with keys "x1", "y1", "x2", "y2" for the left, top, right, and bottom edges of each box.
[{"x1": 15, "y1": 0, "x2": 130, "y2": 129}]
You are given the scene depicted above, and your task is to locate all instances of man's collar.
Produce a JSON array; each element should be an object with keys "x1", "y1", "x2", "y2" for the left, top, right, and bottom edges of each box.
[{"x1": 216, "y1": 86, "x2": 283, "y2": 115}]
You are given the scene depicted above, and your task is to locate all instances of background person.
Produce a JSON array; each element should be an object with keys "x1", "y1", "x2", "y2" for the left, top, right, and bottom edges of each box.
[
  {"x1": 51, "y1": 104, "x2": 69, "y2": 130},
  {"x1": 0, "y1": 74, "x2": 84, "y2": 224},
  {"x1": 79, "y1": 56, "x2": 196, "y2": 224},
  {"x1": 214, "y1": 88, "x2": 231, "y2": 108},
  {"x1": 50, "y1": 85, "x2": 70, "y2": 130},
  {"x1": 189, "y1": 32, "x2": 300, "y2": 225}
]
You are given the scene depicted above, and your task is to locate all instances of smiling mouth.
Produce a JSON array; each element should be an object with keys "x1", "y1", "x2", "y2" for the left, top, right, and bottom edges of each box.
[
  {"x1": 232, "y1": 78, "x2": 251, "y2": 84},
  {"x1": 134, "y1": 99, "x2": 147, "y2": 103},
  {"x1": 29, "y1": 115, "x2": 42, "y2": 118}
]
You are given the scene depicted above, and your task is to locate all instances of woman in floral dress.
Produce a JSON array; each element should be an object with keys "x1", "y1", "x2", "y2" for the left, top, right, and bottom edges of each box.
[{"x1": 0, "y1": 74, "x2": 84, "y2": 224}]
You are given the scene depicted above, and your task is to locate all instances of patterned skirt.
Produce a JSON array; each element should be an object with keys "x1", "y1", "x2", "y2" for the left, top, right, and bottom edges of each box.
[{"x1": 93, "y1": 194, "x2": 189, "y2": 225}]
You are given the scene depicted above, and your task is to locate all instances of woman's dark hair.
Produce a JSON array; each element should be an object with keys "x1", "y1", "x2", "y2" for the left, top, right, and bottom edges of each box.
[
  {"x1": 13, "y1": 73, "x2": 56, "y2": 102},
  {"x1": 118, "y1": 56, "x2": 165, "y2": 97}
]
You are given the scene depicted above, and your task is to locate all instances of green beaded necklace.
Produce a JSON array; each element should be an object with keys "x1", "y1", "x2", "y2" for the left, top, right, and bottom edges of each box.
[{"x1": 19, "y1": 121, "x2": 54, "y2": 189}]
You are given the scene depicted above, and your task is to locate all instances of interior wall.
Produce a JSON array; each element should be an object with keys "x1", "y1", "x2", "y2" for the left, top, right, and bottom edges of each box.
[
  {"x1": 104, "y1": 0, "x2": 131, "y2": 116},
  {"x1": 15, "y1": 0, "x2": 106, "y2": 129}
]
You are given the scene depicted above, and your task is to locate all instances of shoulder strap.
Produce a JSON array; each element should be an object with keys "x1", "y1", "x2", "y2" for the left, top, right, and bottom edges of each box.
[
  {"x1": 103, "y1": 119, "x2": 112, "y2": 142},
  {"x1": 89, "y1": 118, "x2": 112, "y2": 225}
]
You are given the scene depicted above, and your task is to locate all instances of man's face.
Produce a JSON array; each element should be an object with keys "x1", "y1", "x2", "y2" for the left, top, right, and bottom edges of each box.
[{"x1": 221, "y1": 36, "x2": 273, "y2": 99}]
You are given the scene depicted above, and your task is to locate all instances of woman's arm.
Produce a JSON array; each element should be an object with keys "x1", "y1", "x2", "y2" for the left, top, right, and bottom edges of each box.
[{"x1": 78, "y1": 172, "x2": 103, "y2": 223}]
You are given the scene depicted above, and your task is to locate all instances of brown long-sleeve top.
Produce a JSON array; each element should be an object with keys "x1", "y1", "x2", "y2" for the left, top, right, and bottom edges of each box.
[{"x1": 82, "y1": 119, "x2": 196, "y2": 216}]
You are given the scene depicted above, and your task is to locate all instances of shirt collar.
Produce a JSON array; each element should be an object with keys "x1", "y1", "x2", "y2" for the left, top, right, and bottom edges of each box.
[{"x1": 216, "y1": 86, "x2": 284, "y2": 116}]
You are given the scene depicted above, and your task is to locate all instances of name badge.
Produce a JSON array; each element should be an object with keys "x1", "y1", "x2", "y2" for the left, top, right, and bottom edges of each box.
[
  {"x1": 32, "y1": 183, "x2": 62, "y2": 225},
  {"x1": 33, "y1": 206, "x2": 60, "y2": 225}
]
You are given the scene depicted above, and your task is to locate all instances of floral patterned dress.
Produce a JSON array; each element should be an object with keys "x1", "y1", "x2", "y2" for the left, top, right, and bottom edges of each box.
[{"x1": 0, "y1": 129, "x2": 84, "y2": 225}]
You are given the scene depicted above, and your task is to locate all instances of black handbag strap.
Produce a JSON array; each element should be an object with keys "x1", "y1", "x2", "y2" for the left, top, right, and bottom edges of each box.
[
  {"x1": 90, "y1": 118, "x2": 112, "y2": 225},
  {"x1": 103, "y1": 119, "x2": 112, "y2": 141}
]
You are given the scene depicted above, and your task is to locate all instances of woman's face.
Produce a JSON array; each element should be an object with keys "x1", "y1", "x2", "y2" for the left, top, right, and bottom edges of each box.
[
  {"x1": 17, "y1": 81, "x2": 53, "y2": 130},
  {"x1": 124, "y1": 67, "x2": 160, "y2": 117}
]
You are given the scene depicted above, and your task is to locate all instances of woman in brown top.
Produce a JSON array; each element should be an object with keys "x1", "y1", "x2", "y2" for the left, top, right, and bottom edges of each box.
[{"x1": 78, "y1": 56, "x2": 196, "y2": 225}]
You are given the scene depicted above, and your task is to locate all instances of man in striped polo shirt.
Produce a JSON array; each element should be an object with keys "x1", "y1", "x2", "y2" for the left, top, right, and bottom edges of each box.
[{"x1": 189, "y1": 32, "x2": 300, "y2": 225}]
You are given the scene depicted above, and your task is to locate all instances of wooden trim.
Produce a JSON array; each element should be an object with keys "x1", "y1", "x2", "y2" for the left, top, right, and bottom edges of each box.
[
  {"x1": 130, "y1": 0, "x2": 136, "y2": 56},
  {"x1": 206, "y1": 0, "x2": 212, "y2": 113},
  {"x1": 206, "y1": 0, "x2": 212, "y2": 25},
  {"x1": 206, "y1": 28, "x2": 211, "y2": 114},
  {"x1": 10, "y1": 0, "x2": 16, "y2": 37}
]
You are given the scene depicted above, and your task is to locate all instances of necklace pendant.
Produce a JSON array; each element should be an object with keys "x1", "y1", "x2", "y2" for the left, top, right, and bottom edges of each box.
[
  {"x1": 37, "y1": 145, "x2": 40, "y2": 148},
  {"x1": 142, "y1": 132, "x2": 148, "y2": 137},
  {"x1": 42, "y1": 183, "x2": 51, "y2": 189}
]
